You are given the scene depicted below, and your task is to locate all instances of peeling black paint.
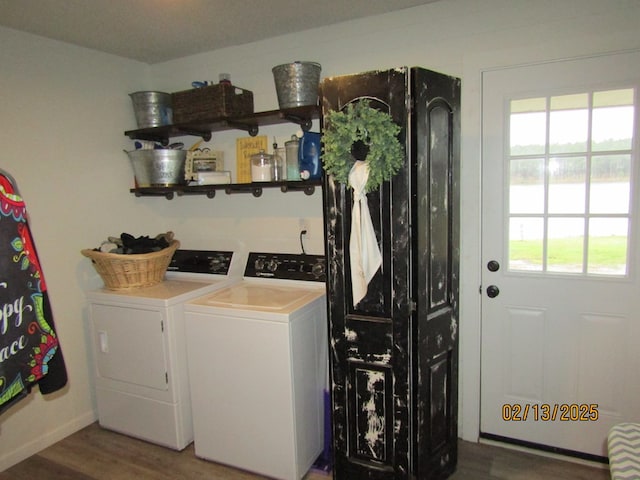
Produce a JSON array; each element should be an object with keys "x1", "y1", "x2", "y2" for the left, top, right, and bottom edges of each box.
[{"x1": 321, "y1": 67, "x2": 460, "y2": 480}]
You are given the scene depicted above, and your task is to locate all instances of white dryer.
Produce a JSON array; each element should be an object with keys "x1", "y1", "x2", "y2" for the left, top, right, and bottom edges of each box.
[
  {"x1": 184, "y1": 252, "x2": 327, "y2": 480},
  {"x1": 87, "y1": 249, "x2": 241, "y2": 450}
]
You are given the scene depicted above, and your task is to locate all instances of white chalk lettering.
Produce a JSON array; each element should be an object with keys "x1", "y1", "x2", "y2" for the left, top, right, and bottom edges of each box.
[
  {"x1": 0, "y1": 296, "x2": 28, "y2": 335},
  {"x1": 0, "y1": 334, "x2": 27, "y2": 363}
]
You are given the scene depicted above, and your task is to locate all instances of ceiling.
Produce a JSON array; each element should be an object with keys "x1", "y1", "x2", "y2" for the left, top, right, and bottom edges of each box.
[{"x1": 0, "y1": 0, "x2": 442, "y2": 64}]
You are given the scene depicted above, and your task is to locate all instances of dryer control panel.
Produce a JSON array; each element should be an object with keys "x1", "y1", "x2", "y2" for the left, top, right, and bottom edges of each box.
[
  {"x1": 245, "y1": 252, "x2": 326, "y2": 282},
  {"x1": 168, "y1": 250, "x2": 234, "y2": 275}
]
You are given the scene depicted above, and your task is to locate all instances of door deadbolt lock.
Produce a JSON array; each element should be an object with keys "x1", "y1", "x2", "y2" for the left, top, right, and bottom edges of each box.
[
  {"x1": 486, "y1": 285, "x2": 500, "y2": 298},
  {"x1": 487, "y1": 260, "x2": 500, "y2": 272}
]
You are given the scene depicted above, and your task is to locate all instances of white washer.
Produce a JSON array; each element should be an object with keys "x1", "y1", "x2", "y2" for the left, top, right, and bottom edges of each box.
[
  {"x1": 86, "y1": 249, "x2": 242, "y2": 450},
  {"x1": 184, "y1": 252, "x2": 327, "y2": 480}
]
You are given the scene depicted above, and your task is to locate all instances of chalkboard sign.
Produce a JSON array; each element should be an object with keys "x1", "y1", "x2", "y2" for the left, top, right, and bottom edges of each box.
[{"x1": 0, "y1": 173, "x2": 67, "y2": 413}]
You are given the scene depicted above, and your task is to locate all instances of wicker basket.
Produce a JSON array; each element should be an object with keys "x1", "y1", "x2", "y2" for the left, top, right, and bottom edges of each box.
[{"x1": 82, "y1": 240, "x2": 180, "y2": 290}]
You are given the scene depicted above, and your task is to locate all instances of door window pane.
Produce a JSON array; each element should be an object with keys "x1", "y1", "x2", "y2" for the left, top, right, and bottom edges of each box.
[
  {"x1": 547, "y1": 218, "x2": 584, "y2": 273},
  {"x1": 507, "y1": 87, "x2": 635, "y2": 277},
  {"x1": 590, "y1": 155, "x2": 631, "y2": 214},
  {"x1": 510, "y1": 98, "x2": 546, "y2": 156},
  {"x1": 510, "y1": 158, "x2": 544, "y2": 214},
  {"x1": 587, "y1": 218, "x2": 628, "y2": 275},
  {"x1": 509, "y1": 217, "x2": 543, "y2": 271},
  {"x1": 548, "y1": 157, "x2": 586, "y2": 214},
  {"x1": 592, "y1": 89, "x2": 634, "y2": 152},
  {"x1": 549, "y1": 94, "x2": 588, "y2": 154}
]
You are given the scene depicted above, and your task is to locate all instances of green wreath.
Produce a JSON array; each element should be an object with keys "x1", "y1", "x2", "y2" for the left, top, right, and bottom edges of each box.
[{"x1": 322, "y1": 99, "x2": 404, "y2": 192}]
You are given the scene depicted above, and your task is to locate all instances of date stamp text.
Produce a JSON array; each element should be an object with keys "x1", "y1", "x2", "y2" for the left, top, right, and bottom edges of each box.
[{"x1": 502, "y1": 403, "x2": 599, "y2": 422}]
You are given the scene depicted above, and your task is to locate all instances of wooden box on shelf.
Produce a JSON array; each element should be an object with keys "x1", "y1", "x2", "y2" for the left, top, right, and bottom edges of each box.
[{"x1": 171, "y1": 84, "x2": 254, "y2": 124}]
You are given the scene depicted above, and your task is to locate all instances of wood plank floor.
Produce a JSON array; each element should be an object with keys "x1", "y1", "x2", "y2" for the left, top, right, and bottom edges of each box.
[{"x1": 0, "y1": 422, "x2": 610, "y2": 479}]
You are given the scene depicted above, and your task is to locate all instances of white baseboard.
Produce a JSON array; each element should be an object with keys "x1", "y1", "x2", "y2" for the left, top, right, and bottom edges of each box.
[{"x1": 0, "y1": 410, "x2": 97, "y2": 472}]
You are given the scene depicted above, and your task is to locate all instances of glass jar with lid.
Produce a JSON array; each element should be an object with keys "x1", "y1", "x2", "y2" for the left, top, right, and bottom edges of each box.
[
  {"x1": 285, "y1": 135, "x2": 300, "y2": 181},
  {"x1": 250, "y1": 150, "x2": 274, "y2": 182},
  {"x1": 273, "y1": 147, "x2": 286, "y2": 182}
]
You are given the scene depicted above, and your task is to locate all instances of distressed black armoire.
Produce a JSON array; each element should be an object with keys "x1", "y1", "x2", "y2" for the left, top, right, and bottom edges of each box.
[{"x1": 320, "y1": 67, "x2": 460, "y2": 479}]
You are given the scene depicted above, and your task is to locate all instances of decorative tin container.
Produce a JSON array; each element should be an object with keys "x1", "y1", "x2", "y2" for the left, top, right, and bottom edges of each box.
[
  {"x1": 127, "y1": 149, "x2": 187, "y2": 187},
  {"x1": 129, "y1": 91, "x2": 172, "y2": 128},
  {"x1": 272, "y1": 61, "x2": 321, "y2": 109}
]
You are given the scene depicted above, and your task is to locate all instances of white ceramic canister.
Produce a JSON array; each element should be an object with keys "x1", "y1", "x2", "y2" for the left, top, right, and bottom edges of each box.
[{"x1": 250, "y1": 150, "x2": 274, "y2": 182}]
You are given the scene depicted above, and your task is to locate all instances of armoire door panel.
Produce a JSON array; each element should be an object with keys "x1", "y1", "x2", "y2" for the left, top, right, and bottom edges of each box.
[
  {"x1": 417, "y1": 350, "x2": 456, "y2": 476},
  {"x1": 347, "y1": 361, "x2": 394, "y2": 465},
  {"x1": 425, "y1": 102, "x2": 453, "y2": 309},
  {"x1": 415, "y1": 310, "x2": 458, "y2": 479},
  {"x1": 412, "y1": 67, "x2": 460, "y2": 480},
  {"x1": 322, "y1": 66, "x2": 460, "y2": 480},
  {"x1": 423, "y1": 308, "x2": 457, "y2": 358},
  {"x1": 344, "y1": 185, "x2": 392, "y2": 316},
  {"x1": 322, "y1": 67, "x2": 412, "y2": 478},
  {"x1": 429, "y1": 353, "x2": 453, "y2": 450},
  {"x1": 345, "y1": 315, "x2": 393, "y2": 363}
]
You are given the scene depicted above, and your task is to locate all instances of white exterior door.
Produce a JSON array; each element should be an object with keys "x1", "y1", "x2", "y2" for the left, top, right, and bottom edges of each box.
[{"x1": 480, "y1": 51, "x2": 640, "y2": 459}]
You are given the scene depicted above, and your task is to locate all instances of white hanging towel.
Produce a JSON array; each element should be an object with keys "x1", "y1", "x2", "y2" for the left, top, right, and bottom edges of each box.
[{"x1": 349, "y1": 161, "x2": 382, "y2": 306}]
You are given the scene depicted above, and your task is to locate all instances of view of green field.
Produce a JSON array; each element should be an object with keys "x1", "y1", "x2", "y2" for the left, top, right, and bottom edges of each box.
[{"x1": 509, "y1": 235, "x2": 627, "y2": 272}]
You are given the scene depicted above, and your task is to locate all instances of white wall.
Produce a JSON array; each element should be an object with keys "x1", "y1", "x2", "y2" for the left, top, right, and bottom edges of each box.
[
  {"x1": 0, "y1": 27, "x2": 153, "y2": 469},
  {"x1": 0, "y1": 0, "x2": 639, "y2": 471}
]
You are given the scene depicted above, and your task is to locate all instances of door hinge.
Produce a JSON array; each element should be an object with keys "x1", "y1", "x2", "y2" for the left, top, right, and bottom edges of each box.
[
  {"x1": 410, "y1": 300, "x2": 417, "y2": 312},
  {"x1": 165, "y1": 372, "x2": 169, "y2": 384},
  {"x1": 161, "y1": 320, "x2": 164, "y2": 332}
]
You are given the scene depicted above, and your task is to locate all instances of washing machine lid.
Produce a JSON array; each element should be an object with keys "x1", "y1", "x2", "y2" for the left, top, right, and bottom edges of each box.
[{"x1": 194, "y1": 283, "x2": 323, "y2": 311}]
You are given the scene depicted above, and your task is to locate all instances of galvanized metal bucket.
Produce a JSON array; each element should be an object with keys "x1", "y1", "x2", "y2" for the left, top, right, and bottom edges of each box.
[
  {"x1": 127, "y1": 149, "x2": 187, "y2": 187},
  {"x1": 272, "y1": 62, "x2": 321, "y2": 109},
  {"x1": 129, "y1": 91, "x2": 172, "y2": 128}
]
